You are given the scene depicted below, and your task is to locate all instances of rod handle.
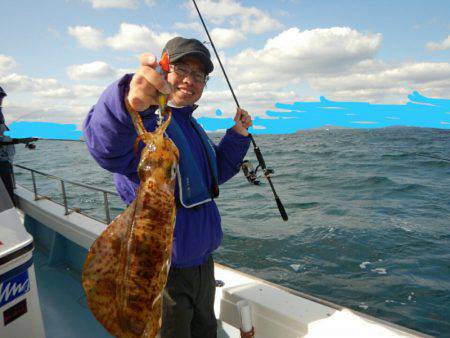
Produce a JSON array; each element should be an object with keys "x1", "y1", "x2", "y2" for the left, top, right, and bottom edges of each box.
[{"x1": 276, "y1": 196, "x2": 288, "y2": 221}]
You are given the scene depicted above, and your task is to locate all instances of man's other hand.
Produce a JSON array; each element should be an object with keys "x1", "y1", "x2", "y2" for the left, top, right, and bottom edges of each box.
[{"x1": 232, "y1": 108, "x2": 252, "y2": 136}]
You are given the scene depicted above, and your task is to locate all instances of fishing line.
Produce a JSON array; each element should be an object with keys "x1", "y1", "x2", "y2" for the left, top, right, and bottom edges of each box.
[{"x1": 191, "y1": 0, "x2": 288, "y2": 221}]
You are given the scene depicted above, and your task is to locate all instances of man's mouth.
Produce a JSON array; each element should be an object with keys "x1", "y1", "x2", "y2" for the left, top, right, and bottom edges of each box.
[{"x1": 178, "y1": 87, "x2": 194, "y2": 96}]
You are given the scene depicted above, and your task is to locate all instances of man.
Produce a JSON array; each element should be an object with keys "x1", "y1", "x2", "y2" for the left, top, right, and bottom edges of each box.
[
  {"x1": 83, "y1": 37, "x2": 252, "y2": 337},
  {"x1": 0, "y1": 86, "x2": 16, "y2": 203},
  {"x1": 0, "y1": 87, "x2": 38, "y2": 204}
]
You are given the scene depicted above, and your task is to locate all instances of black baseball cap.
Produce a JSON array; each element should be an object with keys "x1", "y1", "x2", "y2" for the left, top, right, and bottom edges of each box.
[
  {"x1": 163, "y1": 37, "x2": 214, "y2": 74},
  {"x1": 0, "y1": 86, "x2": 6, "y2": 97}
]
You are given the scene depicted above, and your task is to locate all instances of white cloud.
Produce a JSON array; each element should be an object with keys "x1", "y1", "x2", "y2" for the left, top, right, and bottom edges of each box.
[
  {"x1": 144, "y1": 0, "x2": 155, "y2": 6},
  {"x1": 236, "y1": 82, "x2": 286, "y2": 92},
  {"x1": 310, "y1": 63, "x2": 450, "y2": 91},
  {"x1": 0, "y1": 73, "x2": 59, "y2": 92},
  {"x1": 186, "y1": 0, "x2": 283, "y2": 34},
  {"x1": 67, "y1": 61, "x2": 116, "y2": 80},
  {"x1": 47, "y1": 27, "x2": 62, "y2": 39},
  {"x1": 35, "y1": 88, "x2": 73, "y2": 98},
  {"x1": 198, "y1": 88, "x2": 297, "y2": 118},
  {"x1": 106, "y1": 23, "x2": 176, "y2": 52},
  {"x1": 214, "y1": 26, "x2": 450, "y2": 105},
  {"x1": 32, "y1": 85, "x2": 106, "y2": 99},
  {"x1": 87, "y1": 0, "x2": 138, "y2": 9},
  {"x1": 68, "y1": 23, "x2": 175, "y2": 53},
  {"x1": 309, "y1": 62, "x2": 450, "y2": 101},
  {"x1": 193, "y1": 26, "x2": 387, "y2": 114},
  {"x1": 0, "y1": 55, "x2": 18, "y2": 74},
  {"x1": 210, "y1": 28, "x2": 245, "y2": 48},
  {"x1": 427, "y1": 35, "x2": 450, "y2": 51},
  {"x1": 5, "y1": 96, "x2": 98, "y2": 127},
  {"x1": 116, "y1": 67, "x2": 136, "y2": 76},
  {"x1": 173, "y1": 21, "x2": 203, "y2": 34},
  {"x1": 68, "y1": 26, "x2": 104, "y2": 50},
  {"x1": 226, "y1": 27, "x2": 382, "y2": 85},
  {"x1": 73, "y1": 85, "x2": 105, "y2": 98}
]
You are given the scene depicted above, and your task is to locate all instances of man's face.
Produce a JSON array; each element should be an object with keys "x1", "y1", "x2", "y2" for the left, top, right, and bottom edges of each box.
[{"x1": 167, "y1": 57, "x2": 207, "y2": 107}]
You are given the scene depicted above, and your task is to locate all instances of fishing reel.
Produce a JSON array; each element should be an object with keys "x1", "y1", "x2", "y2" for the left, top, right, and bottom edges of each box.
[
  {"x1": 23, "y1": 137, "x2": 37, "y2": 150},
  {"x1": 241, "y1": 160, "x2": 274, "y2": 186},
  {"x1": 11, "y1": 137, "x2": 37, "y2": 149}
]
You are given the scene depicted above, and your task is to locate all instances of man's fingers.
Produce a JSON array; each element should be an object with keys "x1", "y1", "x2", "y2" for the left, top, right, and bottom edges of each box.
[
  {"x1": 139, "y1": 53, "x2": 158, "y2": 68},
  {"x1": 137, "y1": 52, "x2": 171, "y2": 93},
  {"x1": 128, "y1": 84, "x2": 157, "y2": 111},
  {"x1": 234, "y1": 108, "x2": 244, "y2": 122},
  {"x1": 127, "y1": 52, "x2": 172, "y2": 111},
  {"x1": 136, "y1": 66, "x2": 171, "y2": 95}
]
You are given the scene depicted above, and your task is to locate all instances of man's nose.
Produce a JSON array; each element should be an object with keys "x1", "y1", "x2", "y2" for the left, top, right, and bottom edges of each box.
[{"x1": 182, "y1": 73, "x2": 195, "y2": 85}]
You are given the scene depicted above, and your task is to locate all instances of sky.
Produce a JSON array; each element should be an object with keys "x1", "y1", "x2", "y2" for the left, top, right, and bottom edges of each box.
[{"x1": 1, "y1": 0, "x2": 450, "y2": 136}]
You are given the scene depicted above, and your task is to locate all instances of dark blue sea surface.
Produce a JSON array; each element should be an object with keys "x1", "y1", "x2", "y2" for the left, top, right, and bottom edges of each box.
[{"x1": 13, "y1": 127, "x2": 450, "y2": 337}]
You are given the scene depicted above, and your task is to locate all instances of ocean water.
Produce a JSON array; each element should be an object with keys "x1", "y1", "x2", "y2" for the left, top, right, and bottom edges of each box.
[{"x1": 13, "y1": 127, "x2": 450, "y2": 337}]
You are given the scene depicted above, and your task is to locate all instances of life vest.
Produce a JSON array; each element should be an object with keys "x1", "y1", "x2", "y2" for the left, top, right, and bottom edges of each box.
[{"x1": 166, "y1": 116, "x2": 219, "y2": 208}]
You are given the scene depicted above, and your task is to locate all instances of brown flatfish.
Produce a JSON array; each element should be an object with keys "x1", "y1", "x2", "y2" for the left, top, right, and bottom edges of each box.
[{"x1": 82, "y1": 106, "x2": 179, "y2": 338}]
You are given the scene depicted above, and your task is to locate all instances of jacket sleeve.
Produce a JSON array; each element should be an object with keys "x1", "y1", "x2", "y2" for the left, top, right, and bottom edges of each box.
[
  {"x1": 215, "y1": 128, "x2": 251, "y2": 185},
  {"x1": 82, "y1": 74, "x2": 157, "y2": 175}
]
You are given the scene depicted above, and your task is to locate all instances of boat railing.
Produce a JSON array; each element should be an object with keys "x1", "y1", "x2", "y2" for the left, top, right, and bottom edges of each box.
[{"x1": 12, "y1": 163, "x2": 119, "y2": 224}]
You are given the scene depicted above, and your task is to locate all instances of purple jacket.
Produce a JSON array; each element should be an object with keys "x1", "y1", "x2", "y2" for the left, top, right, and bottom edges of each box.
[{"x1": 83, "y1": 74, "x2": 250, "y2": 268}]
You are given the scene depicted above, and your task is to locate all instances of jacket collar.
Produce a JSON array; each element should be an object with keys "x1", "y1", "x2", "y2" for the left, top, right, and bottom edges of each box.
[{"x1": 169, "y1": 103, "x2": 198, "y2": 119}]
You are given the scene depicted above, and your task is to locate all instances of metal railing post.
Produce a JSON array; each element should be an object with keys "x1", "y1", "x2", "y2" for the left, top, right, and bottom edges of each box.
[
  {"x1": 61, "y1": 180, "x2": 69, "y2": 215},
  {"x1": 31, "y1": 170, "x2": 38, "y2": 200},
  {"x1": 13, "y1": 164, "x2": 120, "y2": 224},
  {"x1": 12, "y1": 166, "x2": 16, "y2": 189},
  {"x1": 103, "y1": 192, "x2": 111, "y2": 224}
]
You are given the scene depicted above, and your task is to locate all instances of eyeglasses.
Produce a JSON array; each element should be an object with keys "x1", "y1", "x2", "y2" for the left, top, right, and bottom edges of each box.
[{"x1": 169, "y1": 63, "x2": 209, "y2": 84}]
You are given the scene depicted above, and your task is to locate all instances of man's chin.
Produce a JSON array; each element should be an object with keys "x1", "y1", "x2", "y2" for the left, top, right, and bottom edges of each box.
[{"x1": 172, "y1": 95, "x2": 197, "y2": 107}]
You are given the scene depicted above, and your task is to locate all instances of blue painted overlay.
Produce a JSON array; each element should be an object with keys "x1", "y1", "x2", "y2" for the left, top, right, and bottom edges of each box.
[
  {"x1": 5, "y1": 91, "x2": 450, "y2": 139},
  {"x1": 199, "y1": 91, "x2": 450, "y2": 134},
  {"x1": 6, "y1": 122, "x2": 82, "y2": 140}
]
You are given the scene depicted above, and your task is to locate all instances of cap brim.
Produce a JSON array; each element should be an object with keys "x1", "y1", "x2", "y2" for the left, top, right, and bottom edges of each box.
[{"x1": 170, "y1": 51, "x2": 214, "y2": 74}]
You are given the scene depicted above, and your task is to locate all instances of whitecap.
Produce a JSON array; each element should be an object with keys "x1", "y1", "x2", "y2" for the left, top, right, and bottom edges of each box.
[
  {"x1": 290, "y1": 264, "x2": 301, "y2": 272},
  {"x1": 371, "y1": 268, "x2": 387, "y2": 274},
  {"x1": 359, "y1": 261, "x2": 370, "y2": 269}
]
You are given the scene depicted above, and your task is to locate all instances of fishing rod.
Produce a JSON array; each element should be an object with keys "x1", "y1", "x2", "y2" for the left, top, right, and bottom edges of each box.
[{"x1": 191, "y1": 0, "x2": 288, "y2": 221}]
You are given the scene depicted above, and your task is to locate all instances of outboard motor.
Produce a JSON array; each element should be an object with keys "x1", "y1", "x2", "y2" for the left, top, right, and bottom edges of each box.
[{"x1": 0, "y1": 181, "x2": 45, "y2": 337}]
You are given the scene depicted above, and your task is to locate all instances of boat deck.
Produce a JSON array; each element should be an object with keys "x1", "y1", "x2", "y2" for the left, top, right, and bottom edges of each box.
[
  {"x1": 34, "y1": 248, "x2": 111, "y2": 338},
  {"x1": 33, "y1": 247, "x2": 236, "y2": 338}
]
